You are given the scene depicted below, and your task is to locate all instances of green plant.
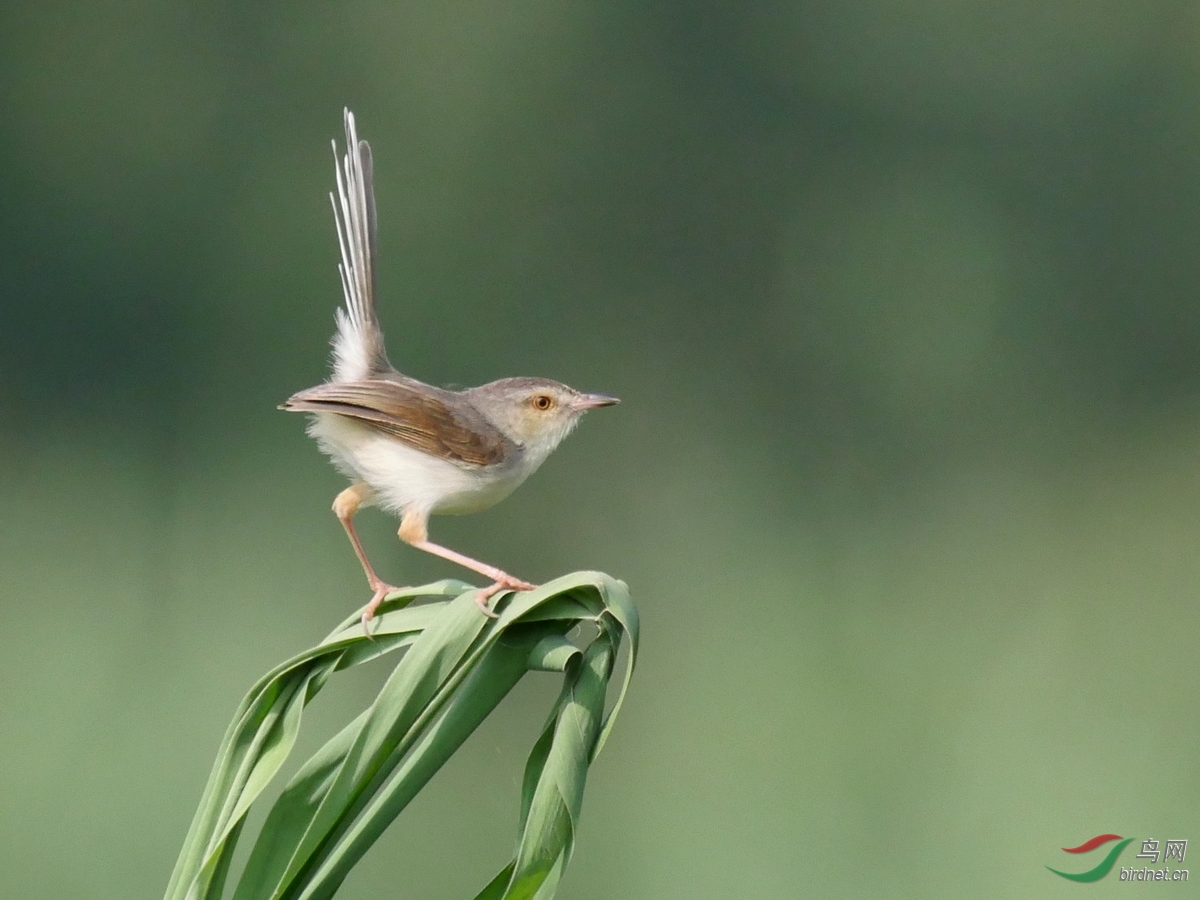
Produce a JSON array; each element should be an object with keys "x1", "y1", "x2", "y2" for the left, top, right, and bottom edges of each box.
[{"x1": 163, "y1": 571, "x2": 638, "y2": 900}]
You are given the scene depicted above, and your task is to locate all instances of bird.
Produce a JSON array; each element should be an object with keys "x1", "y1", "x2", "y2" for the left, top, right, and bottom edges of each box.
[{"x1": 281, "y1": 109, "x2": 618, "y2": 630}]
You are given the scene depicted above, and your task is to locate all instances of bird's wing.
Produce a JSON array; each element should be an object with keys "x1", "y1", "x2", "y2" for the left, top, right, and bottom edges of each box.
[
  {"x1": 330, "y1": 108, "x2": 391, "y2": 381},
  {"x1": 281, "y1": 380, "x2": 509, "y2": 467}
]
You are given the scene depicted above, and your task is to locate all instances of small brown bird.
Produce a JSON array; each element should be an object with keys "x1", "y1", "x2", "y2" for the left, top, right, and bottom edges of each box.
[{"x1": 281, "y1": 110, "x2": 618, "y2": 629}]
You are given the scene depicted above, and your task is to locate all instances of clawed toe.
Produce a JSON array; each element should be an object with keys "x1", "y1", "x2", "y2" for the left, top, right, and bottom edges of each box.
[
  {"x1": 361, "y1": 582, "x2": 405, "y2": 636},
  {"x1": 493, "y1": 571, "x2": 535, "y2": 592},
  {"x1": 474, "y1": 575, "x2": 537, "y2": 617},
  {"x1": 474, "y1": 590, "x2": 502, "y2": 618}
]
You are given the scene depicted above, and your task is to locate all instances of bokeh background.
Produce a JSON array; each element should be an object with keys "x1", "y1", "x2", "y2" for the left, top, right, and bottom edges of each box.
[{"x1": 3, "y1": 1, "x2": 1199, "y2": 897}]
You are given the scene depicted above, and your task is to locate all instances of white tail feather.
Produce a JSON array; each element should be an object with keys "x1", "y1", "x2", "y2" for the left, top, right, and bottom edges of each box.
[{"x1": 330, "y1": 108, "x2": 387, "y2": 382}]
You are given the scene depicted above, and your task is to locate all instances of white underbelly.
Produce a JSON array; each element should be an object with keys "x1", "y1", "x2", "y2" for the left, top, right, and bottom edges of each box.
[{"x1": 307, "y1": 412, "x2": 527, "y2": 516}]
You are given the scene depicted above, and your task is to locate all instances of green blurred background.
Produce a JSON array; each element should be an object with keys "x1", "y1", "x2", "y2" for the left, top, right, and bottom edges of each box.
[{"x1": 2, "y1": 1, "x2": 1199, "y2": 897}]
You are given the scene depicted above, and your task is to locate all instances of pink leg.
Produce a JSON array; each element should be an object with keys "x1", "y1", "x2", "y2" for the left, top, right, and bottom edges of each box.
[
  {"x1": 334, "y1": 484, "x2": 405, "y2": 634},
  {"x1": 397, "y1": 508, "x2": 534, "y2": 618}
]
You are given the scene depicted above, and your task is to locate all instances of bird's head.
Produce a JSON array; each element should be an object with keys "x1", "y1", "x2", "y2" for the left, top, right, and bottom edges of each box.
[{"x1": 466, "y1": 376, "x2": 618, "y2": 469}]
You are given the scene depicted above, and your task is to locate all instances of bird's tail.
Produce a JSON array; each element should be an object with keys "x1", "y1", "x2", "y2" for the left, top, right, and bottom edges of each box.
[{"x1": 329, "y1": 108, "x2": 390, "y2": 382}]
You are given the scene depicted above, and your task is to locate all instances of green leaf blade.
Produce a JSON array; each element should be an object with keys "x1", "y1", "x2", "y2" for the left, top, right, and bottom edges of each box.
[{"x1": 167, "y1": 572, "x2": 638, "y2": 900}]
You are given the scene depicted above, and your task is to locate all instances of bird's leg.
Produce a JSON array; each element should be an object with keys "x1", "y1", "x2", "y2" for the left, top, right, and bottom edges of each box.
[
  {"x1": 334, "y1": 483, "x2": 405, "y2": 633},
  {"x1": 398, "y1": 510, "x2": 535, "y2": 618}
]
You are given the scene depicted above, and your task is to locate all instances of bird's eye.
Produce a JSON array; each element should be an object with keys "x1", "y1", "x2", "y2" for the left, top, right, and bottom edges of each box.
[{"x1": 532, "y1": 394, "x2": 553, "y2": 411}]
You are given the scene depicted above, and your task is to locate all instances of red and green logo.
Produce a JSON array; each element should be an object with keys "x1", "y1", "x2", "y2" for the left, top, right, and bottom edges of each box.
[{"x1": 1048, "y1": 834, "x2": 1134, "y2": 882}]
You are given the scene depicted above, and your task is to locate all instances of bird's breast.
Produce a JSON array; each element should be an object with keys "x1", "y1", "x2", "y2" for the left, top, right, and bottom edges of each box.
[{"x1": 307, "y1": 412, "x2": 530, "y2": 517}]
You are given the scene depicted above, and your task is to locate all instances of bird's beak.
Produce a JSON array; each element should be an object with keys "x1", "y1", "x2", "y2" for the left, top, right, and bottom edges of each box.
[{"x1": 576, "y1": 393, "x2": 620, "y2": 410}]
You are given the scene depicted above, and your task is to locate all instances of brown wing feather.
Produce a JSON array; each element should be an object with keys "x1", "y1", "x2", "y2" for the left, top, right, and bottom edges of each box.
[{"x1": 281, "y1": 380, "x2": 508, "y2": 467}]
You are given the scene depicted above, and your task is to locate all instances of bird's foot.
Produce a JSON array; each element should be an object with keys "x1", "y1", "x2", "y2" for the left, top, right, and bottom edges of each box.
[
  {"x1": 475, "y1": 573, "x2": 537, "y2": 618},
  {"x1": 361, "y1": 581, "x2": 407, "y2": 636}
]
